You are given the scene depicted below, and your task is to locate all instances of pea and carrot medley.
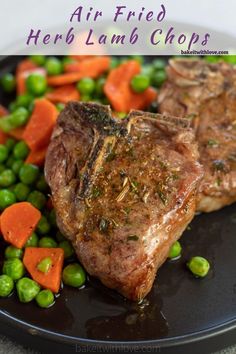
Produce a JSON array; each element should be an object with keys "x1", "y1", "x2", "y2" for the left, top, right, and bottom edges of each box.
[{"x1": 0, "y1": 54, "x2": 234, "y2": 308}]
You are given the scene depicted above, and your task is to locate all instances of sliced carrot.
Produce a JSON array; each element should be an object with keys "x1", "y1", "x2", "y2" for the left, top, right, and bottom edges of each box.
[
  {"x1": 46, "y1": 84, "x2": 79, "y2": 104},
  {"x1": 0, "y1": 105, "x2": 8, "y2": 117},
  {"x1": 25, "y1": 146, "x2": 48, "y2": 166},
  {"x1": 47, "y1": 72, "x2": 83, "y2": 86},
  {"x1": 0, "y1": 202, "x2": 41, "y2": 248},
  {"x1": 8, "y1": 127, "x2": 25, "y2": 140},
  {"x1": 23, "y1": 99, "x2": 58, "y2": 150},
  {"x1": 0, "y1": 105, "x2": 9, "y2": 143},
  {"x1": 129, "y1": 87, "x2": 157, "y2": 111},
  {"x1": 16, "y1": 59, "x2": 46, "y2": 95},
  {"x1": 23, "y1": 247, "x2": 64, "y2": 293},
  {"x1": 104, "y1": 60, "x2": 157, "y2": 112},
  {"x1": 64, "y1": 56, "x2": 110, "y2": 77}
]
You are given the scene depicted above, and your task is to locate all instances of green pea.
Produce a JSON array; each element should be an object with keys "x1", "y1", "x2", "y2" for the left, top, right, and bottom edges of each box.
[
  {"x1": 30, "y1": 55, "x2": 46, "y2": 66},
  {"x1": 0, "y1": 189, "x2": 16, "y2": 210},
  {"x1": 37, "y1": 215, "x2": 51, "y2": 235},
  {"x1": 1, "y1": 73, "x2": 16, "y2": 93},
  {"x1": 132, "y1": 55, "x2": 144, "y2": 64},
  {"x1": 76, "y1": 78, "x2": 95, "y2": 95},
  {"x1": 13, "y1": 141, "x2": 29, "y2": 160},
  {"x1": 5, "y1": 246, "x2": 23, "y2": 259},
  {"x1": 110, "y1": 57, "x2": 120, "y2": 69},
  {"x1": 12, "y1": 160, "x2": 24, "y2": 175},
  {"x1": 59, "y1": 240, "x2": 74, "y2": 259},
  {"x1": 3, "y1": 258, "x2": 25, "y2": 281},
  {"x1": 38, "y1": 237, "x2": 57, "y2": 248},
  {"x1": 0, "y1": 144, "x2": 9, "y2": 162},
  {"x1": 49, "y1": 209, "x2": 57, "y2": 227},
  {"x1": 56, "y1": 231, "x2": 66, "y2": 242},
  {"x1": 62, "y1": 57, "x2": 75, "y2": 69},
  {"x1": 0, "y1": 108, "x2": 30, "y2": 133},
  {"x1": 56, "y1": 103, "x2": 65, "y2": 112},
  {"x1": 19, "y1": 164, "x2": 39, "y2": 185},
  {"x1": 15, "y1": 94, "x2": 34, "y2": 109},
  {"x1": 5, "y1": 155, "x2": 15, "y2": 168},
  {"x1": 26, "y1": 73, "x2": 47, "y2": 96},
  {"x1": 14, "y1": 182, "x2": 30, "y2": 201},
  {"x1": 25, "y1": 232, "x2": 39, "y2": 247},
  {"x1": 131, "y1": 74, "x2": 150, "y2": 93},
  {"x1": 36, "y1": 289, "x2": 54, "y2": 308},
  {"x1": 152, "y1": 70, "x2": 167, "y2": 87},
  {"x1": 5, "y1": 138, "x2": 16, "y2": 152},
  {"x1": 45, "y1": 57, "x2": 63, "y2": 76},
  {"x1": 205, "y1": 56, "x2": 219, "y2": 63},
  {"x1": 141, "y1": 64, "x2": 154, "y2": 78},
  {"x1": 80, "y1": 94, "x2": 91, "y2": 102},
  {"x1": 16, "y1": 277, "x2": 40, "y2": 303},
  {"x1": 62, "y1": 263, "x2": 86, "y2": 288},
  {"x1": 152, "y1": 58, "x2": 166, "y2": 70},
  {"x1": 168, "y1": 241, "x2": 182, "y2": 259},
  {"x1": 95, "y1": 77, "x2": 105, "y2": 97},
  {"x1": 116, "y1": 112, "x2": 126, "y2": 119},
  {"x1": 27, "y1": 190, "x2": 46, "y2": 210},
  {"x1": 187, "y1": 256, "x2": 210, "y2": 278},
  {"x1": 37, "y1": 257, "x2": 52, "y2": 273},
  {"x1": 0, "y1": 169, "x2": 16, "y2": 187},
  {"x1": 0, "y1": 275, "x2": 14, "y2": 297},
  {"x1": 0, "y1": 164, "x2": 5, "y2": 173},
  {"x1": 36, "y1": 175, "x2": 49, "y2": 193},
  {"x1": 221, "y1": 55, "x2": 236, "y2": 65}
]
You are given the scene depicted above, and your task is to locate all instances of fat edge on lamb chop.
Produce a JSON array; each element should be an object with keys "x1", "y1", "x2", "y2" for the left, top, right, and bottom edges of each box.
[{"x1": 45, "y1": 102, "x2": 203, "y2": 301}]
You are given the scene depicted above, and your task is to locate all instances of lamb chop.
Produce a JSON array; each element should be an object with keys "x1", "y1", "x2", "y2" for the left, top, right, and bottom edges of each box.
[
  {"x1": 45, "y1": 102, "x2": 202, "y2": 301},
  {"x1": 158, "y1": 58, "x2": 236, "y2": 212}
]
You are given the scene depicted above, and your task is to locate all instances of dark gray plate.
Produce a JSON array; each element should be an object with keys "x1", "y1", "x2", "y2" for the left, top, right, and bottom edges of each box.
[{"x1": 0, "y1": 56, "x2": 236, "y2": 354}]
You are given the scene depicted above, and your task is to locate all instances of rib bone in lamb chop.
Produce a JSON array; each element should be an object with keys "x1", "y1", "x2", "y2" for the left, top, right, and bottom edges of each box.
[
  {"x1": 158, "y1": 58, "x2": 236, "y2": 212},
  {"x1": 45, "y1": 102, "x2": 202, "y2": 301}
]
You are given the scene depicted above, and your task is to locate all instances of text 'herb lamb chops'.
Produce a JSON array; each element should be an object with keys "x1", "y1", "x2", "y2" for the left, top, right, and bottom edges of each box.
[
  {"x1": 158, "y1": 58, "x2": 236, "y2": 213},
  {"x1": 45, "y1": 102, "x2": 203, "y2": 301}
]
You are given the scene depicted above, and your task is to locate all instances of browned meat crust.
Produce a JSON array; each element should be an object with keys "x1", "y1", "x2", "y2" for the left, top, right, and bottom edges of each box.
[
  {"x1": 158, "y1": 59, "x2": 236, "y2": 212},
  {"x1": 45, "y1": 102, "x2": 202, "y2": 301}
]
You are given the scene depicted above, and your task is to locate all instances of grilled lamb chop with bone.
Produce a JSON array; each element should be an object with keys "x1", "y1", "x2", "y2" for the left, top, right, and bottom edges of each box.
[
  {"x1": 158, "y1": 58, "x2": 236, "y2": 212},
  {"x1": 45, "y1": 102, "x2": 202, "y2": 300}
]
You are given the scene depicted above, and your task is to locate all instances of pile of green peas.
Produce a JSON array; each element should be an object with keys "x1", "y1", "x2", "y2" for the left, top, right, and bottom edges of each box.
[{"x1": 0, "y1": 136, "x2": 86, "y2": 308}]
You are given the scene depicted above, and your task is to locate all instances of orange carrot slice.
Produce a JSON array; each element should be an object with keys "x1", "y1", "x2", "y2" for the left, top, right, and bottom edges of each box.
[
  {"x1": 25, "y1": 146, "x2": 48, "y2": 167},
  {"x1": 0, "y1": 202, "x2": 41, "y2": 248},
  {"x1": 46, "y1": 84, "x2": 79, "y2": 104},
  {"x1": 64, "y1": 56, "x2": 110, "y2": 77},
  {"x1": 8, "y1": 127, "x2": 25, "y2": 140},
  {"x1": 47, "y1": 72, "x2": 83, "y2": 86},
  {"x1": 23, "y1": 247, "x2": 64, "y2": 293},
  {"x1": 104, "y1": 60, "x2": 157, "y2": 112},
  {"x1": 0, "y1": 105, "x2": 8, "y2": 117},
  {"x1": 48, "y1": 57, "x2": 110, "y2": 86},
  {"x1": 23, "y1": 99, "x2": 58, "y2": 150}
]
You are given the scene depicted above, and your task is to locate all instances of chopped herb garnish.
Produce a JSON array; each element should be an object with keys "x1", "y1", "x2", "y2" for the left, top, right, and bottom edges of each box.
[
  {"x1": 124, "y1": 207, "x2": 131, "y2": 215},
  {"x1": 156, "y1": 182, "x2": 167, "y2": 205},
  {"x1": 91, "y1": 186, "x2": 102, "y2": 198},
  {"x1": 127, "y1": 235, "x2": 139, "y2": 241},
  {"x1": 207, "y1": 139, "x2": 219, "y2": 147},
  {"x1": 99, "y1": 218, "x2": 110, "y2": 233},
  {"x1": 106, "y1": 143, "x2": 116, "y2": 162},
  {"x1": 212, "y1": 160, "x2": 225, "y2": 171},
  {"x1": 159, "y1": 160, "x2": 168, "y2": 170}
]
